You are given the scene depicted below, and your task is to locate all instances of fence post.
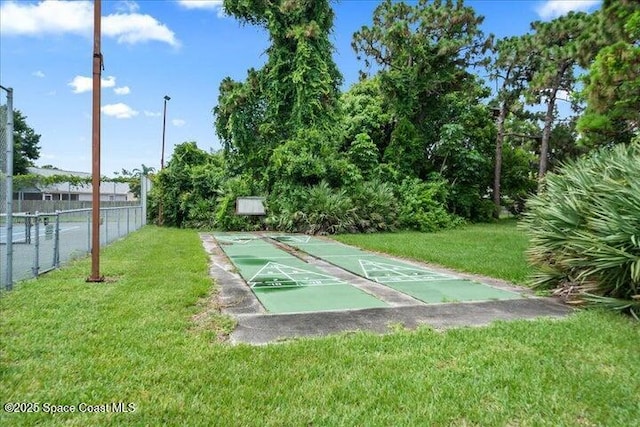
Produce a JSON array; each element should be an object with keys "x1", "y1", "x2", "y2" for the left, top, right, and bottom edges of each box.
[
  {"x1": 87, "y1": 210, "x2": 91, "y2": 254},
  {"x1": 104, "y1": 208, "x2": 108, "y2": 244},
  {"x1": 32, "y1": 212, "x2": 40, "y2": 277},
  {"x1": 53, "y1": 211, "x2": 60, "y2": 268},
  {"x1": 2, "y1": 85, "x2": 14, "y2": 290}
]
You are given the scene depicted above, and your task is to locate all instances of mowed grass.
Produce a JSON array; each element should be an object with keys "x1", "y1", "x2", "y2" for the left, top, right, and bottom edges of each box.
[
  {"x1": 336, "y1": 219, "x2": 532, "y2": 284},
  {"x1": 1, "y1": 226, "x2": 639, "y2": 426}
]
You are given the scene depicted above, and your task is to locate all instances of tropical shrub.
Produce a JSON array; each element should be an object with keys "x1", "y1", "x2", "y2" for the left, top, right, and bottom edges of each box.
[
  {"x1": 214, "y1": 175, "x2": 262, "y2": 231},
  {"x1": 348, "y1": 133, "x2": 380, "y2": 179},
  {"x1": 350, "y1": 180, "x2": 398, "y2": 232},
  {"x1": 521, "y1": 142, "x2": 640, "y2": 318},
  {"x1": 397, "y1": 176, "x2": 464, "y2": 232},
  {"x1": 266, "y1": 181, "x2": 357, "y2": 234}
]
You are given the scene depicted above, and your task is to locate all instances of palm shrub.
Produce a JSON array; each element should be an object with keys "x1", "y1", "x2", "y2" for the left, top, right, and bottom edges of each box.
[
  {"x1": 350, "y1": 180, "x2": 398, "y2": 232},
  {"x1": 265, "y1": 182, "x2": 358, "y2": 234},
  {"x1": 521, "y1": 142, "x2": 640, "y2": 318}
]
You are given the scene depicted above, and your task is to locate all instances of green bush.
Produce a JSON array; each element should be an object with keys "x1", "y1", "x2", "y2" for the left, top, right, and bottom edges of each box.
[
  {"x1": 214, "y1": 175, "x2": 263, "y2": 231},
  {"x1": 266, "y1": 181, "x2": 357, "y2": 234},
  {"x1": 397, "y1": 176, "x2": 464, "y2": 232},
  {"x1": 521, "y1": 142, "x2": 640, "y2": 318},
  {"x1": 350, "y1": 180, "x2": 398, "y2": 232}
]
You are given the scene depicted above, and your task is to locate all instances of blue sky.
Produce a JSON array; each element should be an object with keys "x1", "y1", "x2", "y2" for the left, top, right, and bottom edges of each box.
[{"x1": 0, "y1": 0, "x2": 601, "y2": 176}]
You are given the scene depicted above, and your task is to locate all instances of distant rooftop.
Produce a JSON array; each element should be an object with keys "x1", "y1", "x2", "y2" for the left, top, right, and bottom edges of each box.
[{"x1": 28, "y1": 167, "x2": 91, "y2": 178}]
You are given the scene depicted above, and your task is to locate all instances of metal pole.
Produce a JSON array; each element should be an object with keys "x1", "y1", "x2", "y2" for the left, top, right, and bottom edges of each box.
[
  {"x1": 1, "y1": 85, "x2": 14, "y2": 290},
  {"x1": 140, "y1": 176, "x2": 147, "y2": 224},
  {"x1": 88, "y1": 0, "x2": 103, "y2": 282},
  {"x1": 158, "y1": 96, "x2": 170, "y2": 226},
  {"x1": 53, "y1": 211, "x2": 60, "y2": 268},
  {"x1": 161, "y1": 95, "x2": 170, "y2": 169},
  {"x1": 33, "y1": 213, "x2": 40, "y2": 277}
]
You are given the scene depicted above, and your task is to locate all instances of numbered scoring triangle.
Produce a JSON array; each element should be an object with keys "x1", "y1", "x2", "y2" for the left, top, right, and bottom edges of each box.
[
  {"x1": 273, "y1": 235, "x2": 311, "y2": 244},
  {"x1": 215, "y1": 235, "x2": 259, "y2": 244},
  {"x1": 248, "y1": 262, "x2": 345, "y2": 288},
  {"x1": 358, "y1": 259, "x2": 456, "y2": 283}
]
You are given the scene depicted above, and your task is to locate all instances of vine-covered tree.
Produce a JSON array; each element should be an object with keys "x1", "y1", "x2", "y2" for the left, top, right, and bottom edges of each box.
[{"x1": 215, "y1": 0, "x2": 343, "y2": 186}]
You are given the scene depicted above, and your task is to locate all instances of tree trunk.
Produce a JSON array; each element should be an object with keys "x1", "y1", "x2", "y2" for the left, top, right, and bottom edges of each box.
[
  {"x1": 493, "y1": 101, "x2": 508, "y2": 219},
  {"x1": 538, "y1": 89, "x2": 557, "y2": 190}
]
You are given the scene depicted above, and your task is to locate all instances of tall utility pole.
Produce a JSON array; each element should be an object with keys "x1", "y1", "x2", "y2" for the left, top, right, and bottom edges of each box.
[
  {"x1": 87, "y1": 0, "x2": 104, "y2": 282},
  {"x1": 1, "y1": 84, "x2": 14, "y2": 290}
]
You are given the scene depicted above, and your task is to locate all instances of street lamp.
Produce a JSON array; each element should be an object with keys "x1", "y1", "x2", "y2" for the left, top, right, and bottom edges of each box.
[
  {"x1": 158, "y1": 95, "x2": 170, "y2": 226},
  {"x1": 161, "y1": 95, "x2": 170, "y2": 169}
]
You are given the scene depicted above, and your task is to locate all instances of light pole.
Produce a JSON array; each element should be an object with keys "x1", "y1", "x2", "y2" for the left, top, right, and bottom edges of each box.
[
  {"x1": 161, "y1": 95, "x2": 170, "y2": 169},
  {"x1": 158, "y1": 95, "x2": 170, "y2": 226}
]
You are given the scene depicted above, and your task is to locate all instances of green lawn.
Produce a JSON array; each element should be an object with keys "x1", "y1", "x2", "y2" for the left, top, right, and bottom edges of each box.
[
  {"x1": 1, "y1": 226, "x2": 639, "y2": 426},
  {"x1": 336, "y1": 219, "x2": 532, "y2": 284}
]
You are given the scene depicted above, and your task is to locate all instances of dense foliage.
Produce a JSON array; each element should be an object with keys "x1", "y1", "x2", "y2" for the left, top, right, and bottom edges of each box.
[
  {"x1": 151, "y1": 0, "x2": 638, "y2": 239},
  {"x1": 0, "y1": 107, "x2": 42, "y2": 175},
  {"x1": 522, "y1": 142, "x2": 640, "y2": 318}
]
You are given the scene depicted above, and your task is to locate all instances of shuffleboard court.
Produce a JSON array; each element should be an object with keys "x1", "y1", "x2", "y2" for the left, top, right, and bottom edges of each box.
[
  {"x1": 273, "y1": 235, "x2": 523, "y2": 304},
  {"x1": 213, "y1": 233, "x2": 388, "y2": 313}
]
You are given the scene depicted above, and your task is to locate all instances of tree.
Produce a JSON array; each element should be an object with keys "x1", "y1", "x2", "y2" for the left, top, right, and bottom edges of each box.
[
  {"x1": 0, "y1": 107, "x2": 41, "y2": 175},
  {"x1": 488, "y1": 34, "x2": 536, "y2": 218},
  {"x1": 527, "y1": 12, "x2": 593, "y2": 185},
  {"x1": 339, "y1": 76, "x2": 393, "y2": 155},
  {"x1": 352, "y1": 0, "x2": 499, "y2": 221},
  {"x1": 352, "y1": 0, "x2": 491, "y2": 146},
  {"x1": 216, "y1": 0, "x2": 343, "y2": 187},
  {"x1": 151, "y1": 142, "x2": 223, "y2": 227},
  {"x1": 577, "y1": 0, "x2": 640, "y2": 145}
]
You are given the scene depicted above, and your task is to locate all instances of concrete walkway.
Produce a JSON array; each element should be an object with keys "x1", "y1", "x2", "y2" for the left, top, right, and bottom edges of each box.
[{"x1": 200, "y1": 233, "x2": 573, "y2": 345}]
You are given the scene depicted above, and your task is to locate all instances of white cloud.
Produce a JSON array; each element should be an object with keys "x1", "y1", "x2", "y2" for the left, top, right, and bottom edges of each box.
[
  {"x1": 177, "y1": 0, "x2": 222, "y2": 10},
  {"x1": 68, "y1": 75, "x2": 116, "y2": 94},
  {"x1": 116, "y1": 0, "x2": 140, "y2": 13},
  {"x1": 556, "y1": 89, "x2": 571, "y2": 101},
  {"x1": 103, "y1": 13, "x2": 180, "y2": 47},
  {"x1": 536, "y1": 0, "x2": 601, "y2": 20},
  {"x1": 114, "y1": 86, "x2": 131, "y2": 95},
  {"x1": 144, "y1": 110, "x2": 161, "y2": 117},
  {"x1": 177, "y1": 0, "x2": 225, "y2": 17},
  {"x1": 172, "y1": 119, "x2": 186, "y2": 127},
  {"x1": 0, "y1": 1, "x2": 179, "y2": 47},
  {"x1": 0, "y1": 0, "x2": 93, "y2": 36},
  {"x1": 32, "y1": 70, "x2": 45, "y2": 78},
  {"x1": 101, "y1": 103, "x2": 139, "y2": 119}
]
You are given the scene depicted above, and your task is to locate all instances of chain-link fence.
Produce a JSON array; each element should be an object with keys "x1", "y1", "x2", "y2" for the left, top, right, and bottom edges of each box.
[
  {"x1": 0, "y1": 85, "x2": 151, "y2": 289},
  {"x1": 7, "y1": 205, "x2": 144, "y2": 283}
]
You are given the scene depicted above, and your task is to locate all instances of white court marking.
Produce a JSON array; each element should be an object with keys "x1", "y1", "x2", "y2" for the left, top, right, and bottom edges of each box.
[
  {"x1": 273, "y1": 235, "x2": 312, "y2": 244},
  {"x1": 214, "y1": 235, "x2": 260, "y2": 244},
  {"x1": 248, "y1": 262, "x2": 347, "y2": 288},
  {"x1": 358, "y1": 259, "x2": 458, "y2": 283}
]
